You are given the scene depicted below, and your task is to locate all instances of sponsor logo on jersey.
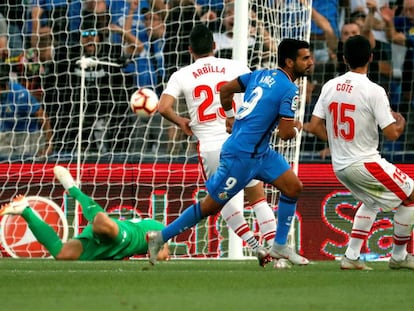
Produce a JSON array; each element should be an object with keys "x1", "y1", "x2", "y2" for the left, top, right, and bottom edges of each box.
[
  {"x1": 218, "y1": 192, "x2": 228, "y2": 200},
  {"x1": 291, "y1": 95, "x2": 299, "y2": 111}
]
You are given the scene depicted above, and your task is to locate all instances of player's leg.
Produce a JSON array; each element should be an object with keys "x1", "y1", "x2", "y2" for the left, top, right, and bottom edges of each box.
[
  {"x1": 342, "y1": 159, "x2": 414, "y2": 270},
  {"x1": 147, "y1": 153, "x2": 255, "y2": 265},
  {"x1": 335, "y1": 165, "x2": 380, "y2": 270},
  {"x1": 160, "y1": 194, "x2": 222, "y2": 241},
  {"x1": 54, "y1": 166, "x2": 105, "y2": 222},
  {"x1": 147, "y1": 195, "x2": 218, "y2": 265},
  {"x1": 54, "y1": 166, "x2": 121, "y2": 244},
  {"x1": 147, "y1": 198, "x2": 212, "y2": 265},
  {"x1": 269, "y1": 168, "x2": 302, "y2": 248},
  {"x1": 257, "y1": 150, "x2": 308, "y2": 265},
  {"x1": 219, "y1": 192, "x2": 271, "y2": 266},
  {"x1": 244, "y1": 180, "x2": 276, "y2": 246},
  {"x1": 389, "y1": 172, "x2": 414, "y2": 269},
  {"x1": 220, "y1": 192, "x2": 261, "y2": 252},
  {"x1": 341, "y1": 203, "x2": 375, "y2": 270},
  {"x1": 200, "y1": 147, "x2": 259, "y2": 249},
  {"x1": 0, "y1": 195, "x2": 63, "y2": 258},
  {"x1": 344, "y1": 203, "x2": 377, "y2": 260},
  {"x1": 336, "y1": 160, "x2": 409, "y2": 270},
  {"x1": 389, "y1": 204, "x2": 414, "y2": 269},
  {"x1": 91, "y1": 212, "x2": 119, "y2": 238},
  {"x1": 200, "y1": 147, "x2": 263, "y2": 255},
  {"x1": 268, "y1": 168, "x2": 308, "y2": 265},
  {"x1": 56, "y1": 239, "x2": 83, "y2": 260}
]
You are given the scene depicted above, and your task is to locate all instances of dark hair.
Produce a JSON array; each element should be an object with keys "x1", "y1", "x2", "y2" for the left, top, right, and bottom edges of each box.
[
  {"x1": 189, "y1": 23, "x2": 214, "y2": 55},
  {"x1": 277, "y1": 38, "x2": 310, "y2": 67},
  {"x1": 0, "y1": 62, "x2": 10, "y2": 87},
  {"x1": 344, "y1": 35, "x2": 371, "y2": 69},
  {"x1": 350, "y1": 10, "x2": 366, "y2": 20}
]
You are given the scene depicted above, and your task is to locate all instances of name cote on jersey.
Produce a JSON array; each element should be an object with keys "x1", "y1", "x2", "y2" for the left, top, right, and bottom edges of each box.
[{"x1": 192, "y1": 63, "x2": 226, "y2": 78}]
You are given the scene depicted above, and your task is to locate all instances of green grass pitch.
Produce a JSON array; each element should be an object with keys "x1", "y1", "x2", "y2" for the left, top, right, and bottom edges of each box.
[{"x1": 1, "y1": 258, "x2": 413, "y2": 311}]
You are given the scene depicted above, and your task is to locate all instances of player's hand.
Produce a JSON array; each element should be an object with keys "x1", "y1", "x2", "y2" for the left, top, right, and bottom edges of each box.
[
  {"x1": 302, "y1": 122, "x2": 310, "y2": 132},
  {"x1": 293, "y1": 120, "x2": 303, "y2": 132},
  {"x1": 391, "y1": 111, "x2": 405, "y2": 123},
  {"x1": 178, "y1": 117, "x2": 193, "y2": 136},
  {"x1": 225, "y1": 117, "x2": 235, "y2": 134}
]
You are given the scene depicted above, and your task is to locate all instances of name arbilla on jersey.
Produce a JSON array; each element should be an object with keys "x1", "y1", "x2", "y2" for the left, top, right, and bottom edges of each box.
[{"x1": 192, "y1": 65, "x2": 226, "y2": 78}]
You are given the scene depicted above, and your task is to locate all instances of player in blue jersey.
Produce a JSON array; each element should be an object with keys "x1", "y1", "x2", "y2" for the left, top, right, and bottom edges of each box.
[{"x1": 147, "y1": 38, "x2": 313, "y2": 267}]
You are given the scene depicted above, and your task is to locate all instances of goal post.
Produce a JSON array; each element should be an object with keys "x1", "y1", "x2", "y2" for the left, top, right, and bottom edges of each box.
[{"x1": 0, "y1": 1, "x2": 312, "y2": 259}]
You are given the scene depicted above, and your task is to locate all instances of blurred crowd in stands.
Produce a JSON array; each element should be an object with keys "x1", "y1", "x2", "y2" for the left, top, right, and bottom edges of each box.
[{"x1": 0, "y1": 0, "x2": 413, "y2": 162}]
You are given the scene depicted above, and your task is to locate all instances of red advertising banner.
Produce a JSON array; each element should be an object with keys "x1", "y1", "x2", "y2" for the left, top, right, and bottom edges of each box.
[{"x1": 1, "y1": 163, "x2": 413, "y2": 260}]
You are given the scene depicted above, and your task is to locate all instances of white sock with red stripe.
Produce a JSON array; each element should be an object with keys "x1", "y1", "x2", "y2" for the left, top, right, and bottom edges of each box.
[
  {"x1": 251, "y1": 199, "x2": 276, "y2": 246},
  {"x1": 345, "y1": 203, "x2": 377, "y2": 260},
  {"x1": 220, "y1": 193, "x2": 260, "y2": 252},
  {"x1": 391, "y1": 205, "x2": 414, "y2": 261}
]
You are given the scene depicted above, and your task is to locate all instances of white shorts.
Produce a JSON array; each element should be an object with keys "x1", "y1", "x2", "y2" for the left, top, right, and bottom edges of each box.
[
  {"x1": 198, "y1": 141, "x2": 259, "y2": 188},
  {"x1": 335, "y1": 158, "x2": 414, "y2": 212}
]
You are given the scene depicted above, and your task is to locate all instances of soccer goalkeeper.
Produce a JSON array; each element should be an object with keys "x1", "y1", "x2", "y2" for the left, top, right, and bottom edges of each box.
[{"x1": 0, "y1": 166, "x2": 170, "y2": 261}]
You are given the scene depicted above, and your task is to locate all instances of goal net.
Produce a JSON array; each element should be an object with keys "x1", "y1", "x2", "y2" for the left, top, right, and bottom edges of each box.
[{"x1": 0, "y1": 0, "x2": 311, "y2": 259}]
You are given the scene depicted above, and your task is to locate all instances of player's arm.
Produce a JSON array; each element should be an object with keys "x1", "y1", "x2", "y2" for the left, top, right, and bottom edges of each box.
[
  {"x1": 220, "y1": 78, "x2": 243, "y2": 134},
  {"x1": 382, "y1": 111, "x2": 406, "y2": 141},
  {"x1": 278, "y1": 117, "x2": 302, "y2": 140},
  {"x1": 157, "y1": 93, "x2": 193, "y2": 136},
  {"x1": 306, "y1": 115, "x2": 328, "y2": 142}
]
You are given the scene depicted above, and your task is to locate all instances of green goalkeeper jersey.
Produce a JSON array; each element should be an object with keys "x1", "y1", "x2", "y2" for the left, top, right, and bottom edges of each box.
[{"x1": 75, "y1": 218, "x2": 165, "y2": 260}]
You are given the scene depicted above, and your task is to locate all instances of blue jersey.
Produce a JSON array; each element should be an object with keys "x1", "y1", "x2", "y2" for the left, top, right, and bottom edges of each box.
[
  {"x1": 222, "y1": 68, "x2": 299, "y2": 156},
  {"x1": 206, "y1": 68, "x2": 297, "y2": 204}
]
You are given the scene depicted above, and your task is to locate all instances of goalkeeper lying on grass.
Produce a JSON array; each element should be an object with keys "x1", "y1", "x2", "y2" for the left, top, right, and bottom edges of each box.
[{"x1": 0, "y1": 166, "x2": 170, "y2": 261}]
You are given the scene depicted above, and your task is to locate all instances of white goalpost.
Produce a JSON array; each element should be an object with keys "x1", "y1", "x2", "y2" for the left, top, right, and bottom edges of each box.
[{"x1": 0, "y1": 0, "x2": 312, "y2": 259}]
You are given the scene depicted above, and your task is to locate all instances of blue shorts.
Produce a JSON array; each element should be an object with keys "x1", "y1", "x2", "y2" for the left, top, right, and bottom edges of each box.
[{"x1": 206, "y1": 148, "x2": 290, "y2": 205}]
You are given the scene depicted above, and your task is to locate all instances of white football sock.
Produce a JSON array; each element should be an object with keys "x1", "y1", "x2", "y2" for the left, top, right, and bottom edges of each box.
[
  {"x1": 220, "y1": 192, "x2": 259, "y2": 251},
  {"x1": 252, "y1": 199, "x2": 276, "y2": 246},
  {"x1": 345, "y1": 204, "x2": 377, "y2": 260},
  {"x1": 392, "y1": 205, "x2": 414, "y2": 261}
]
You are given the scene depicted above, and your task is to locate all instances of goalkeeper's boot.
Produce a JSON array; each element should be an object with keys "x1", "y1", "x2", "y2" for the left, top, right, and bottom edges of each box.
[
  {"x1": 269, "y1": 243, "x2": 309, "y2": 265},
  {"x1": 146, "y1": 231, "x2": 164, "y2": 265},
  {"x1": 340, "y1": 256, "x2": 373, "y2": 271},
  {"x1": 389, "y1": 254, "x2": 414, "y2": 270},
  {"x1": 0, "y1": 195, "x2": 29, "y2": 216},
  {"x1": 54, "y1": 166, "x2": 77, "y2": 191},
  {"x1": 256, "y1": 247, "x2": 272, "y2": 267}
]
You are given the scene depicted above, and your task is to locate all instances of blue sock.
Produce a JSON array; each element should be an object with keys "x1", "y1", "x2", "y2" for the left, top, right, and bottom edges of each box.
[
  {"x1": 162, "y1": 202, "x2": 203, "y2": 241},
  {"x1": 274, "y1": 194, "x2": 297, "y2": 245}
]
